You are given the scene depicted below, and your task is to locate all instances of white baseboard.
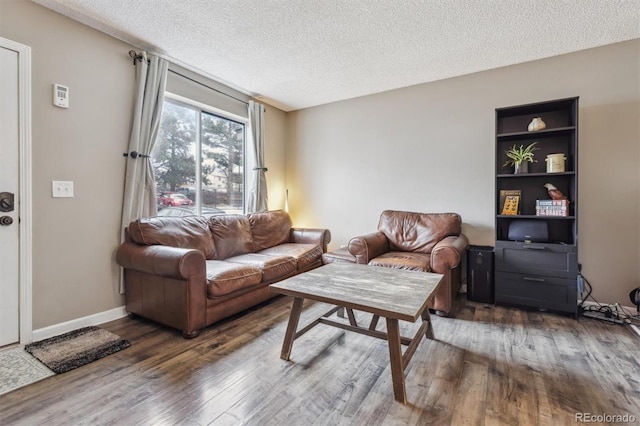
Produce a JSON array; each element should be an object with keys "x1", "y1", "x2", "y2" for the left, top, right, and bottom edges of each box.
[{"x1": 32, "y1": 306, "x2": 128, "y2": 342}]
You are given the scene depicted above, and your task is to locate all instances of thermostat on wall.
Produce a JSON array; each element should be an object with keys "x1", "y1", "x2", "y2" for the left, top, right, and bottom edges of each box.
[{"x1": 53, "y1": 84, "x2": 69, "y2": 108}]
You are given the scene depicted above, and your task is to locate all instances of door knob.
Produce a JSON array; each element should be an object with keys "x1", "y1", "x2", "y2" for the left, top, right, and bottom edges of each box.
[{"x1": 0, "y1": 216, "x2": 13, "y2": 226}]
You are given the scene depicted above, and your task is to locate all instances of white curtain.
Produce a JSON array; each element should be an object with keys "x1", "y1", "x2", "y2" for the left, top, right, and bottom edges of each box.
[
  {"x1": 119, "y1": 51, "x2": 168, "y2": 293},
  {"x1": 247, "y1": 100, "x2": 268, "y2": 212}
]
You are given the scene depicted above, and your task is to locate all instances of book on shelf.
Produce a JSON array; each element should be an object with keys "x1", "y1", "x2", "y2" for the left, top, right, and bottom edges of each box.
[
  {"x1": 536, "y1": 199, "x2": 569, "y2": 207},
  {"x1": 536, "y1": 199, "x2": 569, "y2": 216},
  {"x1": 536, "y1": 208, "x2": 569, "y2": 217},
  {"x1": 499, "y1": 189, "x2": 521, "y2": 215}
]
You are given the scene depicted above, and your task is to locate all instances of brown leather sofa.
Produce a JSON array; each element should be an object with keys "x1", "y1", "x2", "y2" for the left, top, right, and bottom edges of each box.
[
  {"x1": 348, "y1": 210, "x2": 468, "y2": 316},
  {"x1": 116, "y1": 210, "x2": 331, "y2": 338}
]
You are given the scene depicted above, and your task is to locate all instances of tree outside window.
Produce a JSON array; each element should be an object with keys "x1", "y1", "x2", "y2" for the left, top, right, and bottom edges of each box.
[{"x1": 152, "y1": 98, "x2": 245, "y2": 215}]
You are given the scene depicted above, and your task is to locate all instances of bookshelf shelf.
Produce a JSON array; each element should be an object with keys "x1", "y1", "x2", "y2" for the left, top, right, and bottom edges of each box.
[
  {"x1": 497, "y1": 172, "x2": 575, "y2": 178},
  {"x1": 496, "y1": 215, "x2": 575, "y2": 219},
  {"x1": 497, "y1": 126, "x2": 576, "y2": 140}
]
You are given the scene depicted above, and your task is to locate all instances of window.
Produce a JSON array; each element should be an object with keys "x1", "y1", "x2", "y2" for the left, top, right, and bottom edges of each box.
[{"x1": 152, "y1": 95, "x2": 246, "y2": 216}]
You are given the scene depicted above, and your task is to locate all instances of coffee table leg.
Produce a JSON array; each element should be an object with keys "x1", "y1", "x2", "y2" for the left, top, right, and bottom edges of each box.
[
  {"x1": 346, "y1": 308, "x2": 358, "y2": 326},
  {"x1": 421, "y1": 310, "x2": 435, "y2": 339},
  {"x1": 281, "y1": 297, "x2": 304, "y2": 360},
  {"x1": 369, "y1": 314, "x2": 380, "y2": 331},
  {"x1": 385, "y1": 318, "x2": 407, "y2": 403}
]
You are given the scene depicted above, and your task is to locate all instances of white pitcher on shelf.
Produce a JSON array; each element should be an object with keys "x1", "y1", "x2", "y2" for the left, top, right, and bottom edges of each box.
[{"x1": 545, "y1": 153, "x2": 566, "y2": 173}]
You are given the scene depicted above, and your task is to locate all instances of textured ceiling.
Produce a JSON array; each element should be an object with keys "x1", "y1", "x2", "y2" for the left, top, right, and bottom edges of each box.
[{"x1": 34, "y1": 0, "x2": 640, "y2": 111}]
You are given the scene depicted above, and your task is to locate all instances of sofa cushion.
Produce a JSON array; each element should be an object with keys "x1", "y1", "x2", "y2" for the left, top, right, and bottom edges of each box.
[
  {"x1": 368, "y1": 251, "x2": 431, "y2": 272},
  {"x1": 208, "y1": 215, "x2": 253, "y2": 259},
  {"x1": 128, "y1": 216, "x2": 215, "y2": 259},
  {"x1": 226, "y1": 253, "x2": 297, "y2": 282},
  {"x1": 248, "y1": 210, "x2": 292, "y2": 252},
  {"x1": 378, "y1": 210, "x2": 462, "y2": 254},
  {"x1": 205, "y1": 260, "x2": 262, "y2": 297},
  {"x1": 258, "y1": 243, "x2": 323, "y2": 271}
]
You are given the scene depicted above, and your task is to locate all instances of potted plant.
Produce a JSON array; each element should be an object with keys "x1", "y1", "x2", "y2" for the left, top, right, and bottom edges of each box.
[{"x1": 503, "y1": 141, "x2": 539, "y2": 174}]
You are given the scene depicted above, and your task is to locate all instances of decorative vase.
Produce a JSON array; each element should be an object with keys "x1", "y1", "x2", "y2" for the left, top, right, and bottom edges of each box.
[
  {"x1": 514, "y1": 162, "x2": 528, "y2": 174},
  {"x1": 528, "y1": 117, "x2": 546, "y2": 132}
]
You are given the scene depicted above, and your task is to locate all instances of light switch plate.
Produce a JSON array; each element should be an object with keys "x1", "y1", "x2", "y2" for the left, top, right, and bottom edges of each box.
[{"x1": 52, "y1": 181, "x2": 74, "y2": 198}]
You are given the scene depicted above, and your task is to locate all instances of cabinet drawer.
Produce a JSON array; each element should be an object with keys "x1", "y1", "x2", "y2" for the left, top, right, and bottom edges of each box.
[
  {"x1": 495, "y1": 241, "x2": 577, "y2": 278},
  {"x1": 495, "y1": 271, "x2": 577, "y2": 314}
]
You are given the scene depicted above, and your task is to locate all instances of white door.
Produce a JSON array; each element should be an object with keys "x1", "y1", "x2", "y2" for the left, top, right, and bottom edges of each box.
[
  {"x1": 0, "y1": 45, "x2": 20, "y2": 347},
  {"x1": 0, "y1": 37, "x2": 31, "y2": 347}
]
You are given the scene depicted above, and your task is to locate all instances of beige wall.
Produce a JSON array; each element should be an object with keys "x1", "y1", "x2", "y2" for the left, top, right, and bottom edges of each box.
[
  {"x1": 264, "y1": 105, "x2": 289, "y2": 211},
  {"x1": 287, "y1": 40, "x2": 640, "y2": 307},
  {"x1": 1, "y1": 0, "x2": 134, "y2": 329},
  {"x1": 0, "y1": 0, "x2": 288, "y2": 329}
]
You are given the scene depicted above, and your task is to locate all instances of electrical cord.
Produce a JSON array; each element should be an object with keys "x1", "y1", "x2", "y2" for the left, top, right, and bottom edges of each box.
[{"x1": 578, "y1": 274, "x2": 640, "y2": 325}]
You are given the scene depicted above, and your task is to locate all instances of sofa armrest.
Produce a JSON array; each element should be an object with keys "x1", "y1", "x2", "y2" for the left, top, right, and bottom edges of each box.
[
  {"x1": 348, "y1": 231, "x2": 390, "y2": 264},
  {"x1": 291, "y1": 228, "x2": 332, "y2": 252},
  {"x1": 116, "y1": 242, "x2": 206, "y2": 280},
  {"x1": 430, "y1": 234, "x2": 469, "y2": 273}
]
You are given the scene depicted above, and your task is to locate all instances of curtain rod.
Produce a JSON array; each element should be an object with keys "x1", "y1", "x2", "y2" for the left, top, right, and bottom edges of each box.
[
  {"x1": 168, "y1": 69, "x2": 249, "y2": 106},
  {"x1": 129, "y1": 50, "x2": 249, "y2": 106}
]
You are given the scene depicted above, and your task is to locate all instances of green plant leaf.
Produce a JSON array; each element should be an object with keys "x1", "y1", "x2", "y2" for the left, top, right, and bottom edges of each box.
[{"x1": 502, "y1": 141, "x2": 539, "y2": 167}]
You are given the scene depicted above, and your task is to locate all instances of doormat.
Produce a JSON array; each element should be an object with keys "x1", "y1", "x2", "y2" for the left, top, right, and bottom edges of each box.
[
  {"x1": 24, "y1": 326, "x2": 130, "y2": 374},
  {"x1": 0, "y1": 347, "x2": 55, "y2": 396}
]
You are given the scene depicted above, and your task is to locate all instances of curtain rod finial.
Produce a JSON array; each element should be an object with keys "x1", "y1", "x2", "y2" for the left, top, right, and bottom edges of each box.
[{"x1": 128, "y1": 50, "x2": 143, "y2": 65}]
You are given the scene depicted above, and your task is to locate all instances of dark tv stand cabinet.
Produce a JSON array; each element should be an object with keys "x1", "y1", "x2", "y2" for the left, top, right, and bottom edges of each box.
[{"x1": 494, "y1": 97, "x2": 579, "y2": 318}]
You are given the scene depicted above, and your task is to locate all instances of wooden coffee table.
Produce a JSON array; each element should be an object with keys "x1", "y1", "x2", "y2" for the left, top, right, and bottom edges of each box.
[{"x1": 270, "y1": 263, "x2": 444, "y2": 403}]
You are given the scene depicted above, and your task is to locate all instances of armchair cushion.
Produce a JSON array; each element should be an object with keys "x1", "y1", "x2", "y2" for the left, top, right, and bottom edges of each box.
[
  {"x1": 368, "y1": 251, "x2": 430, "y2": 272},
  {"x1": 378, "y1": 210, "x2": 462, "y2": 254}
]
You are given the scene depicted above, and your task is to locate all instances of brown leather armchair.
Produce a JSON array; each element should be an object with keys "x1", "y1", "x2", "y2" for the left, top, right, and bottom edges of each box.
[{"x1": 348, "y1": 210, "x2": 469, "y2": 316}]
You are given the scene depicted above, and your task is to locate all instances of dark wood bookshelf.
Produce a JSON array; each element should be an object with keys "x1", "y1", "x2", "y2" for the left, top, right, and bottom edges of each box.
[{"x1": 494, "y1": 97, "x2": 579, "y2": 318}]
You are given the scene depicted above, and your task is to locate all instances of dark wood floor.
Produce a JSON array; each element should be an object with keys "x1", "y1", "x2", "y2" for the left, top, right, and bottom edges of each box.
[{"x1": 1, "y1": 294, "x2": 639, "y2": 425}]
